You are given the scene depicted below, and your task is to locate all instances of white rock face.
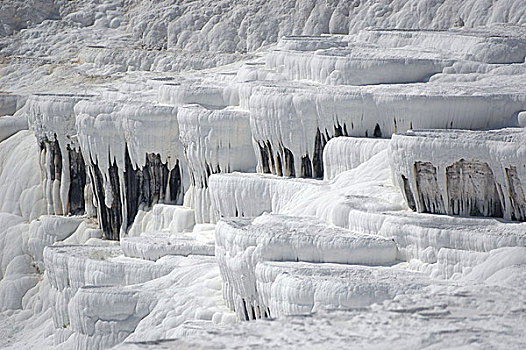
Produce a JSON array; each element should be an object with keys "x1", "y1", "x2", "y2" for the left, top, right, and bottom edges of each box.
[
  {"x1": 0, "y1": 116, "x2": 28, "y2": 143},
  {"x1": 122, "y1": 204, "x2": 215, "y2": 261},
  {"x1": 209, "y1": 172, "x2": 319, "y2": 219},
  {"x1": 27, "y1": 215, "x2": 85, "y2": 271},
  {"x1": 1, "y1": 0, "x2": 526, "y2": 349},
  {"x1": 125, "y1": 0, "x2": 526, "y2": 52},
  {"x1": 245, "y1": 82, "x2": 525, "y2": 178},
  {"x1": 216, "y1": 214, "x2": 398, "y2": 319},
  {"x1": 267, "y1": 37, "x2": 455, "y2": 85},
  {"x1": 323, "y1": 137, "x2": 390, "y2": 180},
  {"x1": 390, "y1": 128, "x2": 526, "y2": 220},
  {"x1": 44, "y1": 245, "x2": 174, "y2": 348},
  {"x1": 178, "y1": 105, "x2": 256, "y2": 223},
  {"x1": 0, "y1": 130, "x2": 43, "y2": 220},
  {"x1": 75, "y1": 99, "x2": 188, "y2": 239},
  {"x1": 356, "y1": 26, "x2": 526, "y2": 64},
  {"x1": 27, "y1": 93, "x2": 92, "y2": 216},
  {"x1": 255, "y1": 261, "x2": 432, "y2": 318}
]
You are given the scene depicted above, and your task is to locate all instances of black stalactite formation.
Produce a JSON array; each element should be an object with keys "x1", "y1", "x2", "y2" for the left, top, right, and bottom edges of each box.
[
  {"x1": 301, "y1": 155, "x2": 312, "y2": 178},
  {"x1": 123, "y1": 145, "x2": 184, "y2": 235},
  {"x1": 283, "y1": 147, "x2": 295, "y2": 177},
  {"x1": 67, "y1": 146, "x2": 86, "y2": 215},
  {"x1": 258, "y1": 142, "x2": 271, "y2": 174},
  {"x1": 89, "y1": 157, "x2": 123, "y2": 240},
  {"x1": 373, "y1": 123, "x2": 382, "y2": 138},
  {"x1": 408, "y1": 159, "x2": 507, "y2": 219},
  {"x1": 108, "y1": 159, "x2": 123, "y2": 238},
  {"x1": 257, "y1": 122, "x2": 372, "y2": 179},
  {"x1": 312, "y1": 128, "x2": 326, "y2": 179},
  {"x1": 90, "y1": 160, "x2": 113, "y2": 240},
  {"x1": 42, "y1": 137, "x2": 62, "y2": 182},
  {"x1": 41, "y1": 137, "x2": 87, "y2": 216},
  {"x1": 90, "y1": 159, "x2": 123, "y2": 241}
]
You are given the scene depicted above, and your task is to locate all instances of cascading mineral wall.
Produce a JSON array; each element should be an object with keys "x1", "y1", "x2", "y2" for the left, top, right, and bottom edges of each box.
[
  {"x1": 215, "y1": 214, "x2": 398, "y2": 320},
  {"x1": 75, "y1": 100, "x2": 188, "y2": 239},
  {"x1": 27, "y1": 93, "x2": 93, "y2": 217},
  {"x1": 390, "y1": 128, "x2": 526, "y2": 221},
  {"x1": 177, "y1": 104, "x2": 256, "y2": 223},
  {"x1": 244, "y1": 83, "x2": 525, "y2": 178}
]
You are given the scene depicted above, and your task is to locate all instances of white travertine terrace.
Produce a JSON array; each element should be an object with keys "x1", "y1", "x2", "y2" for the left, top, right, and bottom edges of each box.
[
  {"x1": 390, "y1": 128, "x2": 526, "y2": 221},
  {"x1": 1, "y1": 1, "x2": 526, "y2": 348},
  {"x1": 178, "y1": 104, "x2": 256, "y2": 223},
  {"x1": 215, "y1": 214, "x2": 398, "y2": 320}
]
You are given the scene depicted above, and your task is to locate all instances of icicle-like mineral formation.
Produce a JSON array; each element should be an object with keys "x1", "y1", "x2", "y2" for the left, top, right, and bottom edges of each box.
[
  {"x1": 75, "y1": 100, "x2": 188, "y2": 239},
  {"x1": 177, "y1": 104, "x2": 256, "y2": 223},
  {"x1": 27, "y1": 93, "x2": 94, "y2": 216},
  {"x1": 390, "y1": 128, "x2": 526, "y2": 221}
]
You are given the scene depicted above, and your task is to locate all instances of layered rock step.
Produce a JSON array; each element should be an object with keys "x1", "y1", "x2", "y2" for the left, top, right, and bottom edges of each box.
[
  {"x1": 43, "y1": 245, "x2": 173, "y2": 345},
  {"x1": 215, "y1": 214, "x2": 398, "y2": 320},
  {"x1": 158, "y1": 79, "x2": 231, "y2": 108},
  {"x1": 177, "y1": 104, "x2": 256, "y2": 223},
  {"x1": 390, "y1": 128, "x2": 526, "y2": 221},
  {"x1": 344, "y1": 210, "x2": 526, "y2": 274},
  {"x1": 123, "y1": 204, "x2": 215, "y2": 260},
  {"x1": 0, "y1": 92, "x2": 24, "y2": 117},
  {"x1": 113, "y1": 269, "x2": 526, "y2": 350},
  {"x1": 121, "y1": 230, "x2": 215, "y2": 261},
  {"x1": 355, "y1": 26, "x2": 526, "y2": 64},
  {"x1": 244, "y1": 81, "x2": 525, "y2": 178},
  {"x1": 209, "y1": 172, "x2": 321, "y2": 219},
  {"x1": 267, "y1": 35, "x2": 455, "y2": 85},
  {"x1": 256, "y1": 261, "x2": 435, "y2": 319},
  {"x1": 0, "y1": 115, "x2": 28, "y2": 143},
  {"x1": 79, "y1": 46, "x2": 251, "y2": 73},
  {"x1": 67, "y1": 255, "x2": 233, "y2": 349}
]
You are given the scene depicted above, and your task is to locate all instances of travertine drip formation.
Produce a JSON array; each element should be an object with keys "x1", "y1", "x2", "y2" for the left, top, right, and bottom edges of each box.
[{"x1": 1, "y1": 1, "x2": 526, "y2": 349}]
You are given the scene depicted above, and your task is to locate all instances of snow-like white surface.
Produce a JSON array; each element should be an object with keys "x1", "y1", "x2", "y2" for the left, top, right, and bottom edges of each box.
[
  {"x1": 44, "y1": 244, "x2": 175, "y2": 348},
  {"x1": 0, "y1": 130, "x2": 43, "y2": 220},
  {"x1": 255, "y1": 261, "x2": 432, "y2": 318},
  {"x1": 216, "y1": 214, "x2": 398, "y2": 319},
  {"x1": 115, "y1": 275, "x2": 526, "y2": 349},
  {"x1": 209, "y1": 172, "x2": 320, "y2": 219},
  {"x1": 211, "y1": 150, "x2": 405, "y2": 227},
  {"x1": 122, "y1": 205, "x2": 215, "y2": 260},
  {"x1": 323, "y1": 136, "x2": 390, "y2": 180},
  {"x1": 267, "y1": 38, "x2": 455, "y2": 85},
  {"x1": 1, "y1": 0, "x2": 526, "y2": 349},
  {"x1": 0, "y1": 115, "x2": 27, "y2": 142},
  {"x1": 177, "y1": 104, "x2": 256, "y2": 223},
  {"x1": 121, "y1": 231, "x2": 215, "y2": 261},
  {"x1": 64, "y1": 254, "x2": 232, "y2": 348},
  {"x1": 356, "y1": 26, "x2": 526, "y2": 64},
  {"x1": 123, "y1": 0, "x2": 526, "y2": 52},
  {"x1": 127, "y1": 204, "x2": 196, "y2": 237}
]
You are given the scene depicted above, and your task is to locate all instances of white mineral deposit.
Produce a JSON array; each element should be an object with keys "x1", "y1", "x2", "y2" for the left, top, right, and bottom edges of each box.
[{"x1": 0, "y1": 1, "x2": 525, "y2": 349}]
